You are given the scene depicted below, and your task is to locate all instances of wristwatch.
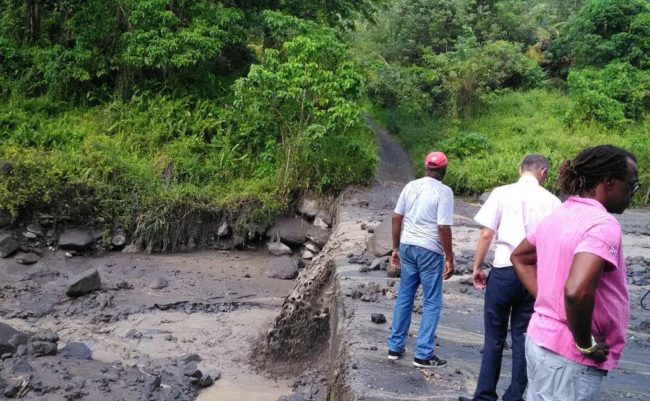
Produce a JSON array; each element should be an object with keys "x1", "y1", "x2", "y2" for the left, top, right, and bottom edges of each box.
[{"x1": 575, "y1": 335, "x2": 597, "y2": 355}]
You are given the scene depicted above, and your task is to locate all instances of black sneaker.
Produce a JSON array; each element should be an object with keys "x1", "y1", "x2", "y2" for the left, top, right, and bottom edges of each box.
[
  {"x1": 413, "y1": 355, "x2": 447, "y2": 368},
  {"x1": 387, "y1": 350, "x2": 405, "y2": 360}
]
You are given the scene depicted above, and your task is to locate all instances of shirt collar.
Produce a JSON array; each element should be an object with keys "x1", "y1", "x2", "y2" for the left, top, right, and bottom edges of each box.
[
  {"x1": 566, "y1": 196, "x2": 608, "y2": 212},
  {"x1": 518, "y1": 175, "x2": 539, "y2": 185}
]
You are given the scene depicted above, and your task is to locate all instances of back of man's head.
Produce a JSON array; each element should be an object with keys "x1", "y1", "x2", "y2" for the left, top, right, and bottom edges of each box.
[{"x1": 520, "y1": 154, "x2": 550, "y2": 183}]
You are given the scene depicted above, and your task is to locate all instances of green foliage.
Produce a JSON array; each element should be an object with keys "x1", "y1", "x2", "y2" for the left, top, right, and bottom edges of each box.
[
  {"x1": 369, "y1": 89, "x2": 649, "y2": 205},
  {"x1": 567, "y1": 62, "x2": 650, "y2": 127},
  {"x1": 552, "y1": 0, "x2": 650, "y2": 68}
]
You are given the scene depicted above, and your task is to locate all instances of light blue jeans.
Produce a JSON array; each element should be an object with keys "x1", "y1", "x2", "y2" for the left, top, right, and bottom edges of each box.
[
  {"x1": 525, "y1": 336, "x2": 605, "y2": 401},
  {"x1": 387, "y1": 244, "x2": 444, "y2": 360}
]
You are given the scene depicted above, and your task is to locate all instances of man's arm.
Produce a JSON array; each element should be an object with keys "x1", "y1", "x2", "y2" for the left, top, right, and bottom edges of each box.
[
  {"x1": 390, "y1": 213, "x2": 404, "y2": 268},
  {"x1": 472, "y1": 227, "x2": 495, "y2": 289},
  {"x1": 511, "y1": 239, "x2": 538, "y2": 297},
  {"x1": 438, "y1": 225, "x2": 454, "y2": 280},
  {"x1": 564, "y1": 252, "x2": 609, "y2": 363}
]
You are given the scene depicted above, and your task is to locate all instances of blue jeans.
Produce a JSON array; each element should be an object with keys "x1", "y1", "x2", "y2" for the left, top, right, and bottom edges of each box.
[
  {"x1": 473, "y1": 267, "x2": 534, "y2": 401},
  {"x1": 387, "y1": 244, "x2": 444, "y2": 360}
]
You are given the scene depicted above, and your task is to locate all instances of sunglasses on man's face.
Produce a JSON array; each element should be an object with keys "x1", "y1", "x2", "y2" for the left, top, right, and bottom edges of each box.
[{"x1": 622, "y1": 179, "x2": 640, "y2": 195}]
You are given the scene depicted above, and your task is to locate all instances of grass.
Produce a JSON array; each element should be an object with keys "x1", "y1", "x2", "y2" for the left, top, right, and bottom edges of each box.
[{"x1": 367, "y1": 89, "x2": 650, "y2": 204}]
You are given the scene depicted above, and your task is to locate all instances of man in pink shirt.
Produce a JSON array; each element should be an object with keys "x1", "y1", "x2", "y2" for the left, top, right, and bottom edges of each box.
[{"x1": 511, "y1": 145, "x2": 639, "y2": 401}]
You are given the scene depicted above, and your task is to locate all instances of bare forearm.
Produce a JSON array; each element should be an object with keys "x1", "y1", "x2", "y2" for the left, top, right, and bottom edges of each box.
[
  {"x1": 565, "y1": 294, "x2": 596, "y2": 348},
  {"x1": 392, "y1": 214, "x2": 403, "y2": 250},
  {"x1": 473, "y1": 228, "x2": 494, "y2": 271},
  {"x1": 511, "y1": 239, "x2": 538, "y2": 297},
  {"x1": 438, "y1": 226, "x2": 453, "y2": 260}
]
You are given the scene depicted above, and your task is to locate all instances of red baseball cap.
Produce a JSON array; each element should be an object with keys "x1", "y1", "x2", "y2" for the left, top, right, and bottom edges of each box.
[{"x1": 424, "y1": 152, "x2": 448, "y2": 169}]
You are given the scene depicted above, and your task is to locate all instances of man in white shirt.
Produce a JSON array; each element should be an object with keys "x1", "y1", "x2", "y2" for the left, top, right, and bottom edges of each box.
[
  {"x1": 459, "y1": 155, "x2": 560, "y2": 401},
  {"x1": 387, "y1": 151, "x2": 455, "y2": 368}
]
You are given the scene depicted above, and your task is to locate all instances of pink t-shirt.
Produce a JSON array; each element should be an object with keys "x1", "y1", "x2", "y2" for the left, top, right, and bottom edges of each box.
[{"x1": 526, "y1": 196, "x2": 629, "y2": 371}]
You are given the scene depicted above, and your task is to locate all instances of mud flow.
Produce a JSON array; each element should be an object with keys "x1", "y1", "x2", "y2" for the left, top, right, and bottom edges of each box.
[{"x1": 0, "y1": 250, "x2": 309, "y2": 400}]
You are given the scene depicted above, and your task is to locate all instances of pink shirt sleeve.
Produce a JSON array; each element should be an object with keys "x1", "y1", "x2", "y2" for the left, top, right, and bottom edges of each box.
[{"x1": 574, "y1": 221, "x2": 622, "y2": 271}]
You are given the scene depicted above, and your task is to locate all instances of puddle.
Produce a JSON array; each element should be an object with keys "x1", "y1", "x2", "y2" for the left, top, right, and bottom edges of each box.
[{"x1": 196, "y1": 375, "x2": 291, "y2": 401}]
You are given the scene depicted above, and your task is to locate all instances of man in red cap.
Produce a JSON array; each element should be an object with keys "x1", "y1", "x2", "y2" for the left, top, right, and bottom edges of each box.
[{"x1": 387, "y1": 151, "x2": 455, "y2": 368}]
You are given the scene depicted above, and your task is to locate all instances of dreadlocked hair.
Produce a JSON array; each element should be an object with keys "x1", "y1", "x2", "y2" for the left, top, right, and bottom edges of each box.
[{"x1": 558, "y1": 145, "x2": 636, "y2": 195}]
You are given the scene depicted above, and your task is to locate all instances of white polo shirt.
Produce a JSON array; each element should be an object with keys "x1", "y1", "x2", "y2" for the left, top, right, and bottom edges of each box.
[
  {"x1": 474, "y1": 175, "x2": 560, "y2": 267},
  {"x1": 394, "y1": 176, "x2": 454, "y2": 255}
]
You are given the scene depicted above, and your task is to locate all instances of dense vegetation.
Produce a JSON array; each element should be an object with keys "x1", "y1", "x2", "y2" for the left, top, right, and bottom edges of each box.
[
  {"x1": 355, "y1": 0, "x2": 649, "y2": 203},
  {"x1": 1, "y1": 1, "x2": 649, "y2": 251},
  {"x1": 0, "y1": 1, "x2": 379, "y2": 249}
]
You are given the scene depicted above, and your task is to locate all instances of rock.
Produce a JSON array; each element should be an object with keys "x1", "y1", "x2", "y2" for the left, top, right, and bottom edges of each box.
[
  {"x1": 32, "y1": 329, "x2": 59, "y2": 343},
  {"x1": 30, "y1": 341, "x2": 57, "y2": 357},
  {"x1": 26, "y1": 223, "x2": 45, "y2": 237},
  {"x1": 148, "y1": 277, "x2": 169, "y2": 290},
  {"x1": 0, "y1": 323, "x2": 28, "y2": 355},
  {"x1": 10, "y1": 357, "x2": 33, "y2": 373},
  {"x1": 205, "y1": 368, "x2": 221, "y2": 381},
  {"x1": 60, "y1": 342, "x2": 92, "y2": 360},
  {"x1": 111, "y1": 228, "x2": 126, "y2": 248},
  {"x1": 266, "y1": 218, "x2": 310, "y2": 245},
  {"x1": 371, "y1": 313, "x2": 387, "y2": 324},
  {"x1": 265, "y1": 256, "x2": 300, "y2": 280},
  {"x1": 16, "y1": 252, "x2": 40, "y2": 265},
  {"x1": 178, "y1": 353, "x2": 202, "y2": 365},
  {"x1": 66, "y1": 268, "x2": 101, "y2": 297},
  {"x1": 23, "y1": 231, "x2": 37, "y2": 239},
  {"x1": 316, "y1": 209, "x2": 333, "y2": 226},
  {"x1": 121, "y1": 244, "x2": 140, "y2": 254},
  {"x1": 479, "y1": 191, "x2": 492, "y2": 205},
  {"x1": 0, "y1": 233, "x2": 19, "y2": 258},
  {"x1": 304, "y1": 242, "x2": 320, "y2": 253},
  {"x1": 366, "y1": 218, "x2": 392, "y2": 256},
  {"x1": 147, "y1": 374, "x2": 161, "y2": 392},
  {"x1": 370, "y1": 256, "x2": 389, "y2": 271},
  {"x1": 267, "y1": 240, "x2": 292, "y2": 256},
  {"x1": 313, "y1": 216, "x2": 329, "y2": 229},
  {"x1": 302, "y1": 250, "x2": 314, "y2": 259},
  {"x1": 297, "y1": 198, "x2": 321, "y2": 218},
  {"x1": 183, "y1": 361, "x2": 202, "y2": 379},
  {"x1": 58, "y1": 229, "x2": 94, "y2": 251},
  {"x1": 198, "y1": 375, "x2": 214, "y2": 388},
  {"x1": 305, "y1": 227, "x2": 330, "y2": 248},
  {"x1": 628, "y1": 264, "x2": 646, "y2": 275},
  {"x1": 217, "y1": 221, "x2": 229, "y2": 237}
]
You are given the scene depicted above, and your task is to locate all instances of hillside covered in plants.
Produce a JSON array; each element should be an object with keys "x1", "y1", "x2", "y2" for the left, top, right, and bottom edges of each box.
[
  {"x1": 355, "y1": 0, "x2": 649, "y2": 201},
  {"x1": 0, "y1": 0, "x2": 379, "y2": 249}
]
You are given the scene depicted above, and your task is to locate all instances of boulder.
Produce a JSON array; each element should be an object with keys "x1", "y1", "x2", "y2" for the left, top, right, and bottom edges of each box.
[
  {"x1": 316, "y1": 208, "x2": 333, "y2": 226},
  {"x1": 58, "y1": 229, "x2": 94, "y2": 251},
  {"x1": 148, "y1": 277, "x2": 169, "y2": 290},
  {"x1": 306, "y1": 226, "x2": 330, "y2": 248},
  {"x1": 30, "y1": 341, "x2": 57, "y2": 357},
  {"x1": 111, "y1": 228, "x2": 127, "y2": 248},
  {"x1": 60, "y1": 342, "x2": 92, "y2": 360},
  {"x1": 313, "y1": 216, "x2": 329, "y2": 229},
  {"x1": 66, "y1": 268, "x2": 101, "y2": 297},
  {"x1": 0, "y1": 233, "x2": 19, "y2": 258},
  {"x1": 301, "y1": 249, "x2": 314, "y2": 259},
  {"x1": 217, "y1": 221, "x2": 229, "y2": 237},
  {"x1": 371, "y1": 313, "x2": 387, "y2": 324},
  {"x1": 265, "y1": 256, "x2": 300, "y2": 280},
  {"x1": 366, "y1": 218, "x2": 392, "y2": 257},
  {"x1": 370, "y1": 256, "x2": 390, "y2": 271},
  {"x1": 304, "y1": 242, "x2": 320, "y2": 253},
  {"x1": 26, "y1": 223, "x2": 45, "y2": 237},
  {"x1": 0, "y1": 323, "x2": 27, "y2": 355},
  {"x1": 297, "y1": 198, "x2": 321, "y2": 218},
  {"x1": 266, "y1": 218, "x2": 310, "y2": 245},
  {"x1": 267, "y1": 240, "x2": 292, "y2": 256},
  {"x1": 32, "y1": 329, "x2": 58, "y2": 343},
  {"x1": 16, "y1": 253, "x2": 40, "y2": 265}
]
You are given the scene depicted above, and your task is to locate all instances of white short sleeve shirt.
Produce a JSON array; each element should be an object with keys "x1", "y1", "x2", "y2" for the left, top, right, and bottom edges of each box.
[
  {"x1": 394, "y1": 176, "x2": 454, "y2": 255},
  {"x1": 474, "y1": 175, "x2": 561, "y2": 267}
]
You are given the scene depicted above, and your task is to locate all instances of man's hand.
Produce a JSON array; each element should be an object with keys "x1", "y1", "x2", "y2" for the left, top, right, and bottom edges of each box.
[
  {"x1": 390, "y1": 250, "x2": 401, "y2": 270},
  {"x1": 473, "y1": 267, "x2": 486, "y2": 289},
  {"x1": 443, "y1": 259, "x2": 454, "y2": 280},
  {"x1": 583, "y1": 340, "x2": 609, "y2": 363}
]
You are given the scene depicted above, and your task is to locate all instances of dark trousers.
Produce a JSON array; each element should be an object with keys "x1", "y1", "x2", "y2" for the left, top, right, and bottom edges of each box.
[{"x1": 473, "y1": 267, "x2": 534, "y2": 401}]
